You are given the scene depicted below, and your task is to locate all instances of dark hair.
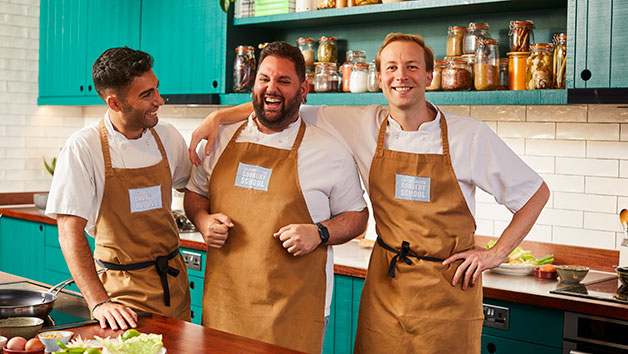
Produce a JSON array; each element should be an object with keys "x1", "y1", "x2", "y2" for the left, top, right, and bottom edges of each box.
[
  {"x1": 375, "y1": 33, "x2": 434, "y2": 73},
  {"x1": 92, "y1": 47, "x2": 154, "y2": 98},
  {"x1": 258, "y1": 41, "x2": 306, "y2": 82}
]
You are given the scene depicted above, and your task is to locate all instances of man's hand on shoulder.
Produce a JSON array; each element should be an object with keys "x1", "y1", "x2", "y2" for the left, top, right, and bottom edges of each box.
[
  {"x1": 198, "y1": 213, "x2": 234, "y2": 248},
  {"x1": 273, "y1": 224, "x2": 322, "y2": 256}
]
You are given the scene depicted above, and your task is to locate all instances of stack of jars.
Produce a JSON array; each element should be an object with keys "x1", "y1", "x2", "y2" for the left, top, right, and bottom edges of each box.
[
  {"x1": 506, "y1": 20, "x2": 534, "y2": 90},
  {"x1": 314, "y1": 36, "x2": 339, "y2": 92}
]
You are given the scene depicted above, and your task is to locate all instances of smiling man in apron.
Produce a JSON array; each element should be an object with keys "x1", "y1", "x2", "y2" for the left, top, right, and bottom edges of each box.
[
  {"x1": 188, "y1": 33, "x2": 550, "y2": 353},
  {"x1": 184, "y1": 42, "x2": 368, "y2": 354},
  {"x1": 46, "y1": 47, "x2": 191, "y2": 330}
]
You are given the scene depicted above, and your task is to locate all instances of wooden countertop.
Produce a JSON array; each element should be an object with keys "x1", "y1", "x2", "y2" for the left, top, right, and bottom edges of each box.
[{"x1": 0, "y1": 206, "x2": 56, "y2": 225}]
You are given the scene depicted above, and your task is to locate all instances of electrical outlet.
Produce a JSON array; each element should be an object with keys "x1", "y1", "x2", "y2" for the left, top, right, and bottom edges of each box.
[
  {"x1": 483, "y1": 303, "x2": 509, "y2": 330},
  {"x1": 182, "y1": 250, "x2": 202, "y2": 271}
]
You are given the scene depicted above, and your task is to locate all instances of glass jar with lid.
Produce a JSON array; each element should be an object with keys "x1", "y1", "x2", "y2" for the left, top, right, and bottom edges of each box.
[
  {"x1": 297, "y1": 38, "x2": 315, "y2": 68},
  {"x1": 349, "y1": 62, "x2": 369, "y2": 93},
  {"x1": 474, "y1": 38, "x2": 499, "y2": 90},
  {"x1": 315, "y1": 62, "x2": 339, "y2": 92},
  {"x1": 317, "y1": 36, "x2": 338, "y2": 63},
  {"x1": 306, "y1": 72, "x2": 315, "y2": 93},
  {"x1": 507, "y1": 51, "x2": 528, "y2": 90},
  {"x1": 498, "y1": 58, "x2": 509, "y2": 90},
  {"x1": 318, "y1": 0, "x2": 336, "y2": 9},
  {"x1": 447, "y1": 26, "x2": 466, "y2": 57},
  {"x1": 367, "y1": 61, "x2": 380, "y2": 92},
  {"x1": 461, "y1": 54, "x2": 476, "y2": 85},
  {"x1": 463, "y1": 22, "x2": 491, "y2": 54},
  {"x1": 442, "y1": 57, "x2": 471, "y2": 90},
  {"x1": 509, "y1": 20, "x2": 535, "y2": 52},
  {"x1": 233, "y1": 45, "x2": 256, "y2": 93},
  {"x1": 426, "y1": 59, "x2": 445, "y2": 91},
  {"x1": 552, "y1": 33, "x2": 567, "y2": 89},
  {"x1": 526, "y1": 43, "x2": 553, "y2": 89},
  {"x1": 342, "y1": 50, "x2": 366, "y2": 92}
]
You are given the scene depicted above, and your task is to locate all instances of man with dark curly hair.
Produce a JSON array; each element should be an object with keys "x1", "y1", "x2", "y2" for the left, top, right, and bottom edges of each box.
[{"x1": 47, "y1": 47, "x2": 192, "y2": 330}]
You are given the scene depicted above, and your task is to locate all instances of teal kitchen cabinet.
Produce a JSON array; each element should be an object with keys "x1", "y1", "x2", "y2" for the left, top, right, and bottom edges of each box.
[
  {"x1": 0, "y1": 216, "x2": 45, "y2": 283},
  {"x1": 570, "y1": 0, "x2": 628, "y2": 88},
  {"x1": 481, "y1": 299, "x2": 563, "y2": 353},
  {"x1": 180, "y1": 247, "x2": 206, "y2": 325},
  {"x1": 43, "y1": 223, "x2": 94, "y2": 293},
  {"x1": 323, "y1": 274, "x2": 364, "y2": 354},
  {"x1": 38, "y1": 0, "x2": 141, "y2": 105},
  {"x1": 140, "y1": 0, "x2": 227, "y2": 95}
]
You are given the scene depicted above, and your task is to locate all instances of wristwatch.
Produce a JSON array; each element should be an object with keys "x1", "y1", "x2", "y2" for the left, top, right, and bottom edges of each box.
[{"x1": 316, "y1": 222, "x2": 330, "y2": 244}]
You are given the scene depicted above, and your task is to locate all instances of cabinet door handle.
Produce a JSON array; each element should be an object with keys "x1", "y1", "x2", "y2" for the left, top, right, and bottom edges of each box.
[
  {"x1": 80, "y1": 85, "x2": 84, "y2": 92},
  {"x1": 191, "y1": 309, "x2": 195, "y2": 318},
  {"x1": 190, "y1": 281, "x2": 195, "y2": 290},
  {"x1": 39, "y1": 225, "x2": 43, "y2": 231},
  {"x1": 88, "y1": 85, "x2": 92, "y2": 92}
]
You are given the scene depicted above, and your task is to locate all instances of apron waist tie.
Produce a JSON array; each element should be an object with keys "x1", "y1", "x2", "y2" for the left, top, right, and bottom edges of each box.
[
  {"x1": 376, "y1": 237, "x2": 444, "y2": 278},
  {"x1": 95, "y1": 248, "x2": 181, "y2": 307}
]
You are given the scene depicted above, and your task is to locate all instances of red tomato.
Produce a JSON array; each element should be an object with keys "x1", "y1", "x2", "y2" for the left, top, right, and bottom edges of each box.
[
  {"x1": 6, "y1": 336, "x2": 27, "y2": 350},
  {"x1": 25, "y1": 338, "x2": 45, "y2": 351}
]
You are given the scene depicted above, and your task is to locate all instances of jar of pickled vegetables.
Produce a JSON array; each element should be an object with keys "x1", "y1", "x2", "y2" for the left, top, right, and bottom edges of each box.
[
  {"x1": 297, "y1": 38, "x2": 315, "y2": 68},
  {"x1": 463, "y1": 22, "x2": 491, "y2": 54},
  {"x1": 447, "y1": 26, "x2": 466, "y2": 57},
  {"x1": 553, "y1": 33, "x2": 567, "y2": 89},
  {"x1": 233, "y1": 45, "x2": 256, "y2": 93},
  {"x1": 426, "y1": 59, "x2": 445, "y2": 91},
  {"x1": 509, "y1": 20, "x2": 534, "y2": 52},
  {"x1": 527, "y1": 43, "x2": 553, "y2": 89},
  {"x1": 317, "y1": 36, "x2": 337, "y2": 63},
  {"x1": 442, "y1": 57, "x2": 471, "y2": 91},
  {"x1": 507, "y1": 51, "x2": 528, "y2": 90},
  {"x1": 474, "y1": 38, "x2": 499, "y2": 91}
]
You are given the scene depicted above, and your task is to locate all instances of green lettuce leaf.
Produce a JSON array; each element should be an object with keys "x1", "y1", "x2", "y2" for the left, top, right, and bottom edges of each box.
[{"x1": 101, "y1": 333, "x2": 163, "y2": 354}]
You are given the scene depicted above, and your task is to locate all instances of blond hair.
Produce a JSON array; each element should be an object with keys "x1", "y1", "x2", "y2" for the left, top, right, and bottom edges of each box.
[{"x1": 375, "y1": 33, "x2": 434, "y2": 73}]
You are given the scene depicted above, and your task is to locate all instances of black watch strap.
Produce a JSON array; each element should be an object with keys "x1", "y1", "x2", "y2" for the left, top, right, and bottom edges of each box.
[{"x1": 316, "y1": 222, "x2": 330, "y2": 244}]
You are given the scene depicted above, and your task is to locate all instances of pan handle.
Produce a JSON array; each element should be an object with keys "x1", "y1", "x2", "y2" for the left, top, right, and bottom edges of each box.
[{"x1": 47, "y1": 268, "x2": 107, "y2": 296}]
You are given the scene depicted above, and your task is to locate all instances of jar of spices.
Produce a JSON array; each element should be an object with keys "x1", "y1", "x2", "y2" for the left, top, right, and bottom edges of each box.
[
  {"x1": 342, "y1": 50, "x2": 366, "y2": 92},
  {"x1": 233, "y1": 45, "x2": 256, "y2": 93},
  {"x1": 509, "y1": 20, "x2": 535, "y2": 52},
  {"x1": 463, "y1": 22, "x2": 491, "y2": 54},
  {"x1": 553, "y1": 33, "x2": 567, "y2": 89},
  {"x1": 507, "y1": 51, "x2": 528, "y2": 90},
  {"x1": 447, "y1": 26, "x2": 466, "y2": 57},
  {"x1": 426, "y1": 59, "x2": 445, "y2": 91},
  {"x1": 315, "y1": 62, "x2": 339, "y2": 92},
  {"x1": 367, "y1": 61, "x2": 380, "y2": 92},
  {"x1": 349, "y1": 62, "x2": 369, "y2": 93},
  {"x1": 318, "y1": 0, "x2": 336, "y2": 9},
  {"x1": 442, "y1": 57, "x2": 471, "y2": 91},
  {"x1": 474, "y1": 38, "x2": 499, "y2": 91},
  {"x1": 297, "y1": 38, "x2": 315, "y2": 69},
  {"x1": 318, "y1": 36, "x2": 337, "y2": 63},
  {"x1": 498, "y1": 58, "x2": 509, "y2": 90},
  {"x1": 527, "y1": 43, "x2": 553, "y2": 89}
]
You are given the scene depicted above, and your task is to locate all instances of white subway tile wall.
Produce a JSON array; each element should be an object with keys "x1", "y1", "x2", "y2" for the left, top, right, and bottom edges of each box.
[{"x1": 1, "y1": 2, "x2": 627, "y2": 251}]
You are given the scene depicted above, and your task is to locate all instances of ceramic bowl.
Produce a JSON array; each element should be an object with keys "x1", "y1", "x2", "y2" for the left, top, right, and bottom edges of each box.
[
  {"x1": 534, "y1": 267, "x2": 558, "y2": 280},
  {"x1": 0, "y1": 336, "x2": 7, "y2": 350},
  {"x1": 32, "y1": 193, "x2": 48, "y2": 210},
  {"x1": 0, "y1": 317, "x2": 44, "y2": 340},
  {"x1": 555, "y1": 265, "x2": 589, "y2": 283},
  {"x1": 37, "y1": 331, "x2": 73, "y2": 353}
]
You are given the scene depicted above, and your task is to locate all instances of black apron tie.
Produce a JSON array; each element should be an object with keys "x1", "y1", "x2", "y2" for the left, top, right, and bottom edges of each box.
[
  {"x1": 376, "y1": 237, "x2": 444, "y2": 278},
  {"x1": 95, "y1": 248, "x2": 181, "y2": 307}
]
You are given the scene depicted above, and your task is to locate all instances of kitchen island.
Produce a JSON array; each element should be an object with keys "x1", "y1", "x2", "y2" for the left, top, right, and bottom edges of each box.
[{"x1": 0, "y1": 271, "x2": 304, "y2": 354}]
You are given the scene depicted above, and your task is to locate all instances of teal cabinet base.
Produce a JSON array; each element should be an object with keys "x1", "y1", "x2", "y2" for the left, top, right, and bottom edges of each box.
[
  {"x1": 481, "y1": 334, "x2": 562, "y2": 354},
  {"x1": 190, "y1": 304, "x2": 203, "y2": 325}
]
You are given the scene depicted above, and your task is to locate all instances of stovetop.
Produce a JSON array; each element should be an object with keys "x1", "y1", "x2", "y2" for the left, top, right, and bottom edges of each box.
[
  {"x1": 550, "y1": 276, "x2": 628, "y2": 305},
  {"x1": 0, "y1": 281, "x2": 96, "y2": 330}
]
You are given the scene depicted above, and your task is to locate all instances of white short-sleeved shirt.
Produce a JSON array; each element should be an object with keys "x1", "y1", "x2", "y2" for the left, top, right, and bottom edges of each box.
[
  {"x1": 299, "y1": 104, "x2": 543, "y2": 216},
  {"x1": 187, "y1": 114, "x2": 367, "y2": 316},
  {"x1": 46, "y1": 111, "x2": 192, "y2": 236}
]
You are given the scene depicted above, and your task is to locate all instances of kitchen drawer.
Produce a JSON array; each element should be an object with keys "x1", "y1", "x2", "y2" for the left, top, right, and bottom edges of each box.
[
  {"x1": 188, "y1": 274, "x2": 204, "y2": 308},
  {"x1": 190, "y1": 304, "x2": 203, "y2": 325},
  {"x1": 481, "y1": 334, "x2": 561, "y2": 354},
  {"x1": 43, "y1": 269, "x2": 80, "y2": 293}
]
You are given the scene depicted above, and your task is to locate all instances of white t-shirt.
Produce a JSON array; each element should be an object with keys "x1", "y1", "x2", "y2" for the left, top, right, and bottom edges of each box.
[
  {"x1": 46, "y1": 111, "x2": 192, "y2": 236},
  {"x1": 299, "y1": 104, "x2": 543, "y2": 216},
  {"x1": 187, "y1": 114, "x2": 367, "y2": 317}
]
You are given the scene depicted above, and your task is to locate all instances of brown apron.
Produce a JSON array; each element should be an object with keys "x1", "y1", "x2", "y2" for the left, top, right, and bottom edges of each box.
[
  {"x1": 354, "y1": 113, "x2": 484, "y2": 354},
  {"x1": 93, "y1": 119, "x2": 191, "y2": 320},
  {"x1": 203, "y1": 120, "x2": 327, "y2": 354}
]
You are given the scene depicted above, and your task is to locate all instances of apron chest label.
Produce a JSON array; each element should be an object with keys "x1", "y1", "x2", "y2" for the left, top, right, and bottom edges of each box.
[
  {"x1": 128, "y1": 185, "x2": 163, "y2": 212},
  {"x1": 235, "y1": 162, "x2": 272, "y2": 191},
  {"x1": 395, "y1": 174, "x2": 430, "y2": 202}
]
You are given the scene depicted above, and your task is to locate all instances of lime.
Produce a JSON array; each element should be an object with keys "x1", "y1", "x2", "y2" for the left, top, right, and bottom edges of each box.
[
  {"x1": 121, "y1": 329, "x2": 141, "y2": 340},
  {"x1": 85, "y1": 348, "x2": 102, "y2": 354}
]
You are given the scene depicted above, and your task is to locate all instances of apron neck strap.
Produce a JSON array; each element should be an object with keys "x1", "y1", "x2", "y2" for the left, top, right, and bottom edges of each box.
[
  {"x1": 149, "y1": 127, "x2": 169, "y2": 165},
  {"x1": 98, "y1": 119, "x2": 114, "y2": 176},
  {"x1": 290, "y1": 119, "x2": 306, "y2": 155},
  {"x1": 375, "y1": 117, "x2": 388, "y2": 158},
  {"x1": 226, "y1": 121, "x2": 249, "y2": 149}
]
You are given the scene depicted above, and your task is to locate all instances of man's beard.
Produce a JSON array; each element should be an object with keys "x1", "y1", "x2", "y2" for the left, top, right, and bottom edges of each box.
[
  {"x1": 121, "y1": 101, "x2": 158, "y2": 130},
  {"x1": 252, "y1": 89, "x2": 301, "y2": 131}
]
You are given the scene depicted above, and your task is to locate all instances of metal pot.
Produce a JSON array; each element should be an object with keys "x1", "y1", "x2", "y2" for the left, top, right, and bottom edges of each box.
[
  {"x1": 617, "y1": 266, "x2": 628, "y2": 286},
  {"x1": 0, "y1": 277, "x2": 76, "y2": 320}
]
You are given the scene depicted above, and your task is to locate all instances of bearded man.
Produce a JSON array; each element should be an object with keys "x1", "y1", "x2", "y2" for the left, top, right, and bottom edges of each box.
[{"x1": 183, "y1": 41, "x2": 368, "y2": 354}]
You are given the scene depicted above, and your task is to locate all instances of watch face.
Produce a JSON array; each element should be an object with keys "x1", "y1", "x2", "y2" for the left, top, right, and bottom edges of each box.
[{"x1": 317, "y1": 223, "x2": 329, "y2": 243}]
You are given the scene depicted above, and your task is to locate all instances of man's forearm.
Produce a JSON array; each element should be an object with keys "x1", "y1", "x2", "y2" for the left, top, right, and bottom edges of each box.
[
  {"x1": 492, "y1": 182, "x2": 550, "y2": 260},
  {"x1": 321, "y1": 208, "x2": 369, "y2": 246},
  {"x1": 57, "y1": 215, "x2": 109, "y2": 309},
  {"x1": 183, "y1": 190, "x2": 210, "y2": 228}
]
